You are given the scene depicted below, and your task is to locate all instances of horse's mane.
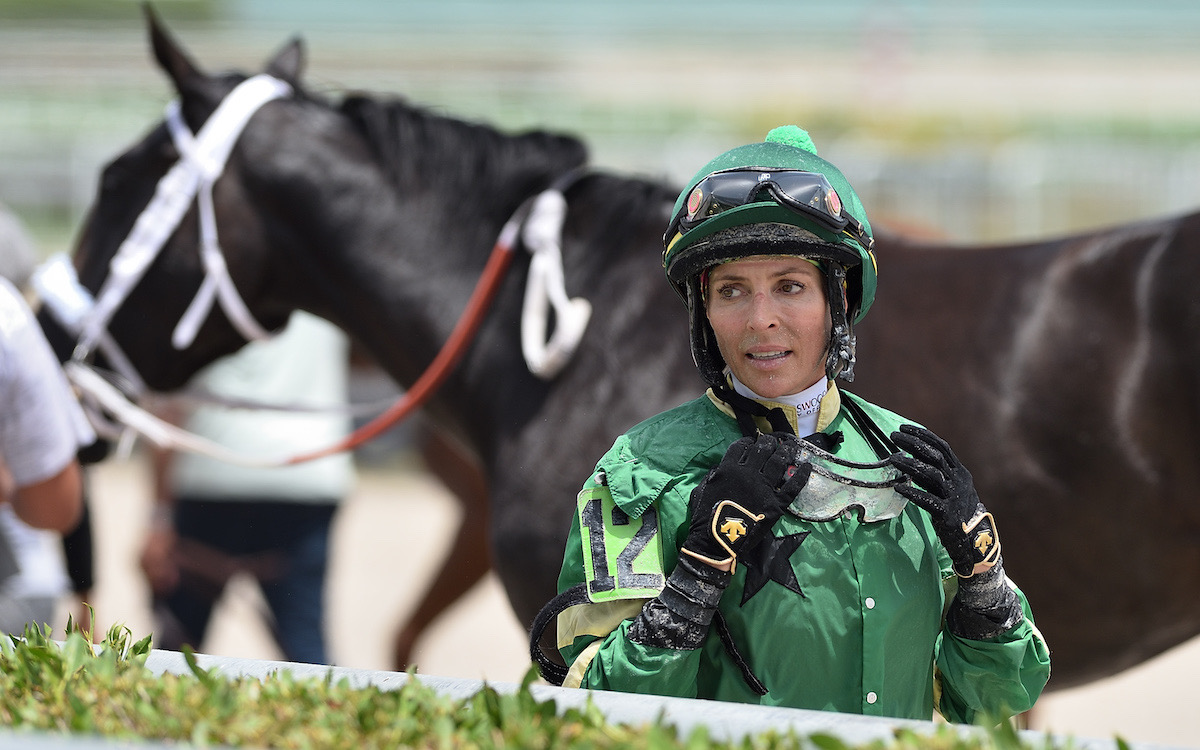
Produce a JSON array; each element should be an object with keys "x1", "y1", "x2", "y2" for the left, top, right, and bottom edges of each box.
[
  {"x1": 338, "y1": 92, "x2": 589, "y2": 200},
  {"x1": 334, "y1": 90, "x2": 679, "y2": 255}
]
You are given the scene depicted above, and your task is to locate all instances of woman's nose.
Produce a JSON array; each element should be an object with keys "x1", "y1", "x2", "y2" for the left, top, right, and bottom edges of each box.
[{"x1": 747, "y1": 293, "x2": 778, "y2": 329}]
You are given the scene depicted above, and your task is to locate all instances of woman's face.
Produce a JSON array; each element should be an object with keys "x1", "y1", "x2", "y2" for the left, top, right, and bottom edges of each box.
[{"x1": 705, "y1": 255, "x2": 831, "y2": 399}]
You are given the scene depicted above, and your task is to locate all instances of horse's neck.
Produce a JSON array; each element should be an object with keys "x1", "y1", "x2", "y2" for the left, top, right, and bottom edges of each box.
[
  {"x1": 275, "y1": 95, "x2": 589, "y2": 375},
  {"x1": 320, "y1": 212, "x2": 502, "y2": 372},
  {"x1": 276, "y1": 179, "x2": 526, "y2": 451},
  {"x1": 317, "y1": 170, "x2": 679, "y2": 463}
]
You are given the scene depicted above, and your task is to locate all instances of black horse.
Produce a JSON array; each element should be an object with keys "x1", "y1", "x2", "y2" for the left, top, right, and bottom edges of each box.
[{"x1": 54, "y1": 12, "x2": 1200, "y2": 691}]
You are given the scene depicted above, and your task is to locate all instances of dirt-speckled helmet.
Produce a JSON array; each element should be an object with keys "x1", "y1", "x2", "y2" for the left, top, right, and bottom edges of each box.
[{"x1": 662, "y1": 126, "x2": 877, "y2": 387}]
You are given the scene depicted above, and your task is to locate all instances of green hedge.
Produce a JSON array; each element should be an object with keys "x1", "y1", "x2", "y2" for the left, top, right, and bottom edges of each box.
[{"x1": 0, "y1": 622, "x2": 1098, "y2": 749}]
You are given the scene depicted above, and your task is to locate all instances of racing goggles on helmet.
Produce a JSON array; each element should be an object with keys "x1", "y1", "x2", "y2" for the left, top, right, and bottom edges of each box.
[
  {"x1": 787, "y1": 440, "x2": 909, "y2": 523},
  {"x1": 668, "y1": 167, "x2": 873, "y2": 251}
]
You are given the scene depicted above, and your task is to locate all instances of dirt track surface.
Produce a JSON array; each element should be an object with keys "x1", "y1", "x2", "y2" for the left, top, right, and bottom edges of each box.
[{"x1": 80, "y1": 455, "x2": 1198, "y2": 748}]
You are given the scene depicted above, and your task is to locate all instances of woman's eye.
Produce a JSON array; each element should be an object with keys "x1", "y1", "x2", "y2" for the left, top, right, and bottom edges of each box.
[
  {"x1": 779, "y1": 281, "x2": 804, "y2": 294},
  {"x1": 717, "y1": 285, "x2": 741, "y2": 299}
]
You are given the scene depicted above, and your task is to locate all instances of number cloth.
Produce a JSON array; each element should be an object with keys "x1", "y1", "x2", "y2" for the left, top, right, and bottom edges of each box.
[{"x1": 554, "y1": 385, "x2": 1050, "y2": 724}]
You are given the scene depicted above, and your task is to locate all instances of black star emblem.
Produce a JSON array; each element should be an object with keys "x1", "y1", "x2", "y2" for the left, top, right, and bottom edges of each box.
[{"x1": 739, "y1": 531, "x2": 809, "y2": 605}]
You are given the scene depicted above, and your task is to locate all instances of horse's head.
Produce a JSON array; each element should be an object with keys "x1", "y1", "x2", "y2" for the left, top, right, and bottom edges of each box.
[
  {"x1": 61, "y1": 7, "x2": 590, "y2": 396},
  {"x1": 62, "y1": 7, "x2": 309, "y2": 390}
]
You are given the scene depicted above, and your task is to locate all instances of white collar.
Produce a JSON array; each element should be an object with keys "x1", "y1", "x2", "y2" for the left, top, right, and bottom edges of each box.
[{"x1": 728, "y1": 372, "x2": 828, "y2": 437}]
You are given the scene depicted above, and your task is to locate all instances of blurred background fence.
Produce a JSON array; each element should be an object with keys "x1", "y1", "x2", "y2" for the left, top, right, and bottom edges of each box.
[{"x1": 4, "y1": 0, "x2": 1200, "y2": 252}]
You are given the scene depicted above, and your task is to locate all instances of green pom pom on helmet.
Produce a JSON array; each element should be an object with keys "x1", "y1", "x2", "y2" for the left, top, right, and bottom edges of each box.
[
  {"x1": 763, "y1": 124, "x2": 820, "y2": 153},
  {"x1": 662, "y1": 126, "x2": 878, "y2": 388}
]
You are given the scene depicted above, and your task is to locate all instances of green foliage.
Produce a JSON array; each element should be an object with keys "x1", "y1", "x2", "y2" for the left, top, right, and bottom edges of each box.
[{"x1": 0, "y1": 621, "x2": 1074, "y2": 749}]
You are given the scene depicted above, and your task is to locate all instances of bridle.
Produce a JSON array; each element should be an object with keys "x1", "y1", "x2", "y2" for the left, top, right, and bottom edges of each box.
[
  {"x1": 36, "y1": 74, "x2": 590, "y2": 466},
  {"x1": 77, "y1": 74, "x2": 292, "y2": 374}
]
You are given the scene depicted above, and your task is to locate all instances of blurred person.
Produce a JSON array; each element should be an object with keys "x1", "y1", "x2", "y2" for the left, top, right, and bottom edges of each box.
[
  {"x1": 0, "y1": 273, "x2": 94, "y2": 635},
  {"x1": 543, "y1": 127, "x2": 1049, "y2": 722},
  {"x1": 0, "y1": 477, "x2": 73, "y2": 637},
  {"x1": 141, "y1": 310, "x2": 354, "y2": 664},
  {"x1": 0, "y1": 201, "x2": 36, "y2": 290},
  {"x1": 8, "y1": 201, "x2": 106, "y2": 636}
]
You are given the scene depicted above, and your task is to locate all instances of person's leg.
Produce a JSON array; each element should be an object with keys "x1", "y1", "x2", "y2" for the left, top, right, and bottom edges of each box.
[
  {"x1": 157, "y1": 499, "x2": 240, "y2": 651},
  {"x1": 257, "y1": 502, "x2": 336, "y2": 664}
]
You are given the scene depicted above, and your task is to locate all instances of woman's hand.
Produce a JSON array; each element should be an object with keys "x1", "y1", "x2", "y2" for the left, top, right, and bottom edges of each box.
[
  {"x1": 890, "y1": 424, "x2": 1000, "y2": 578},
  {"x1": 681, "y1": 432, "x2": 811, "y2": 572}
]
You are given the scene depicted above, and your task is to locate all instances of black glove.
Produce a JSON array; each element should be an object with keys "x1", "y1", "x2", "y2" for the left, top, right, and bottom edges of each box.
[
  {"x1": 680, "y1": 433, "x2": 812, "y2": 572},
  {"x1": 890, "y1": 424, "x2": 1022, "y2": 639},
  {"x1": 627, "y1": 432, "x2": 809, "y2": 659},
  {"x1": 889, "y1": 424, "x2": 999, "y2": 578}
]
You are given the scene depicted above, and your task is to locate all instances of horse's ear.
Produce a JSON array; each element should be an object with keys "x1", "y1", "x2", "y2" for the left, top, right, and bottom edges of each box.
[
  {"x1": 144, "y1": 2, "x2": 206, "y2": 98},
  {"x1": 264, "y1": 37, "x2": 305, "y2": 86}
]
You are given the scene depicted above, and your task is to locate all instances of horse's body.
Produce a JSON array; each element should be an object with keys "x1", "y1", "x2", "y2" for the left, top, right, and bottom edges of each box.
[
  {"x1": 59, "y1": 14, "x2": 1200, "y2": 690},
  {"x1": 857, "y1": 226, "x2": 1200, "y2": 686}
]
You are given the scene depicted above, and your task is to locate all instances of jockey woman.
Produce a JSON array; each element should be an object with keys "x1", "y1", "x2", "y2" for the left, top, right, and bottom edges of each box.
[{"x1": 539, "y1": 126, "x2": 1050, "y2": 723}]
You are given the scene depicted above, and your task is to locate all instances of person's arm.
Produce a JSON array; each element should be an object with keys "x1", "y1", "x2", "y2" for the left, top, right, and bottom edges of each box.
[
  {"x1": 890, "y1": 424, "x2": 1051, "y2": 722},
  {"x1": 555, "y1": 487, "x2": 708, "y2": 698},
  {"x1": 11, "y1": 459, "x2": 82, "y2": 532},
  {"x1": 0, "y1": 278, "x2": 92, "y2": 532},
  {"x1": 935, "y1": 576, "x2": 1051, "y2": 724},
  {"x1": 559, "y1": 434, "x2": 809, "y2": 696}
]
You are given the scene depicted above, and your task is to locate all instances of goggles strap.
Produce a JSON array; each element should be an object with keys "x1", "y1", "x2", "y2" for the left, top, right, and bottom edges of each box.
[{"x1": 838, "y1": 394, "x2": 898, "y2": 461}]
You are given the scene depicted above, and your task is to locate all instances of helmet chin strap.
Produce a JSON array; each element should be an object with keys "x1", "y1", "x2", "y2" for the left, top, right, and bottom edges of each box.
[{"x1": 824, "y1": 263, "x2": 857, "y2": 382}]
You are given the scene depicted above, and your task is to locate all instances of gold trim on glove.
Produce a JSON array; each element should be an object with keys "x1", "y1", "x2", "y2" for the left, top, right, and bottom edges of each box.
[
  {"x1": 681, "y1": 499, "x2": 765, "y2": 574},
  {"x1": 960, "y1": 510, "x2": 1001, "y2": 578}
]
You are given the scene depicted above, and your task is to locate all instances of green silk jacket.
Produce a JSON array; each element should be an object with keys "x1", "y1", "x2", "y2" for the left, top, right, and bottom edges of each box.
[{"x1": 554, "y1": 387, "x2": 1050, "y2": 723}]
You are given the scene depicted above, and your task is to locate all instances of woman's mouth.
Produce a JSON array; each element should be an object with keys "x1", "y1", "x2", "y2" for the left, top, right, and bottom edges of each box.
[{"x1": 747, "y1": 350, "x2": 790, "y2": 362}]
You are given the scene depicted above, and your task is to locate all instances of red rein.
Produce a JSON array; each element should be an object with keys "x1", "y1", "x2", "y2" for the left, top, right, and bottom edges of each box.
[{"x1": 285, "y1": 240, "x2": 515, "y2": 464}]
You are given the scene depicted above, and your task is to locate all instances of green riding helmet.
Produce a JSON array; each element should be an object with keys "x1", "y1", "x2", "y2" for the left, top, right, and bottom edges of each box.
[{"x1": 662, "y1": 126, "x2": 878, "y2": 389}]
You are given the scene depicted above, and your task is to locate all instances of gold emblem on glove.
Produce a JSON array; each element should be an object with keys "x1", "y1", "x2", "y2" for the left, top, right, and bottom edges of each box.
[
  {"x1": 720, "y1": 518, "x2": 749, "y2": 544},
  {"x1": 973, "y1": 529, "x2": 994, "y2": 556},
  {"x1": 959, "y1": 511, "x2": 1001, "y2": 578},
  {"x1": 683, "y1": 500, "x2": 766, "y2": 574}
]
